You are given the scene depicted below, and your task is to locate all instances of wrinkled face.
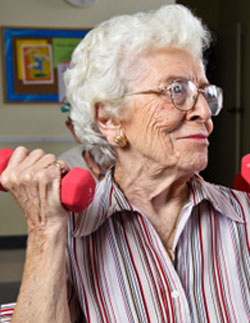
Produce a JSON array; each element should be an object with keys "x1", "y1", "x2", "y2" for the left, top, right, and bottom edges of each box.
[{"x1": 120, "y1": 48, "x2": 214, "y2": 175}]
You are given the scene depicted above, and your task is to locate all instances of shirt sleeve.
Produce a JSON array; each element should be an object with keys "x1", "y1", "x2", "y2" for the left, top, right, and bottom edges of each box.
[{"x1": 0, "y1": 302, "x2": 16, "y2": 322}]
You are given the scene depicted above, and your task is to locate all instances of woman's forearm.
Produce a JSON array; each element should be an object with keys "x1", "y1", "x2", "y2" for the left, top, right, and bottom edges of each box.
[
  {"x1": 12, "y1": 226, "x2": 70, "y2": 323},
  {"x1": 0, "y1": 147, "x2": 72, "y2": 322}
]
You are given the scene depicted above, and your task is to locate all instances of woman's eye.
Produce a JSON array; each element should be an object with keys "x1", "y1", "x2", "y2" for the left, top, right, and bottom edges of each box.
[
  {"x1": 173, "y1": 85, "x2": 182, "y2": 93},
  {"x1": 172, "y1": 83, "x2": 185, "y2": 95}
]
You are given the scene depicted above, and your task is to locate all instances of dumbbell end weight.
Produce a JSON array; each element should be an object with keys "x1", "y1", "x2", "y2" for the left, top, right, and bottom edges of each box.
[
  {"x1": 0, "y1": 148, "x2": 14, "y2": 191},
  {"x1": 241, "y1": 154, "x2": 250, "y2": 185},
  {"x1": 61, "y1": 167, "x2": 96, "y2": 213}
]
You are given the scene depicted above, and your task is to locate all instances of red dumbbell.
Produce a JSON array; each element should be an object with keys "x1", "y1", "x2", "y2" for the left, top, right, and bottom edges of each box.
[
  {"x1": 241, "y1": 154, "x2": 250, "y2": 185},
  {"x1": 0, "y1": 148, "x2": 96, "y2": 212}
]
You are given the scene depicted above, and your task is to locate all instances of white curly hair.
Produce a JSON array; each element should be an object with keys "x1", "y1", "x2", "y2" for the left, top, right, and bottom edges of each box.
[{"x1": 64, "y1": 4, "x2": 211, "y2": 167}]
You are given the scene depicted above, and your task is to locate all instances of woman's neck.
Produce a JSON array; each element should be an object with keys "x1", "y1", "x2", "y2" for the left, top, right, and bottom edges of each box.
[
  {"x1": 114, "y1": 153, "x2": 191, "y2": 252},
  {"x1": 114, "y1": 154, "x2": 190, "y2": 209}
]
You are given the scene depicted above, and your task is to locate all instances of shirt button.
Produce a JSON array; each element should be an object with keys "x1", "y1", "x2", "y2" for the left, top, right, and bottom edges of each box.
[{"x1": 171, "y1": 290, "x2": 179, "y2": 299}]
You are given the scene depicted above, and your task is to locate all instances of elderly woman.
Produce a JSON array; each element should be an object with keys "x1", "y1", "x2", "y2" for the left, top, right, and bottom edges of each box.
[{"x1": 1, "y1": 4, "x2": 250, "y2": 323}]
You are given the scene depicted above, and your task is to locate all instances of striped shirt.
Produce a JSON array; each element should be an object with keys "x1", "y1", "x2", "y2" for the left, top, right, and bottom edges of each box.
[
  {"x1": 0, "y1": 303, "x2": 16, "y2": 322},
  {"x1": 66, "y1": 170, "x2": 250, "y2": 322},
  {"x1": 1, "y1": 170, "x2": 250, "y2": 322}
]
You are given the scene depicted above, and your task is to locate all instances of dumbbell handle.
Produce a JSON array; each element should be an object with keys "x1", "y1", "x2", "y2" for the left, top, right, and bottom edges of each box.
[{"x1": 0, "y1": 148, "x2": 96, "y2": 212}]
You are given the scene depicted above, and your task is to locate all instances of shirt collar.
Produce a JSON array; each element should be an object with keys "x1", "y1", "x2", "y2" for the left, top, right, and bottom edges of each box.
[
  {"x1": 189, "y1": 174, "x2": 246, "y2": 223},
  {"x1": 73, "y1": 169, "x2": 245, "y2": 237},
  {"x1": 73, "y1": 167, "x2": 133, "y2": 237}
]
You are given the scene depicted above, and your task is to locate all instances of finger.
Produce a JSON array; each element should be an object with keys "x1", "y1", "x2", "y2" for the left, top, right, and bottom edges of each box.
[
  {"x1": 6, "y1": 146, "x2": 29, "y2": 168},
  {"x1": 6, "y1": 147, "x2": 47, "y2": 171},
  {"x1": 57, "y1": 160, "x2": 69, "y2": 170},
  {"x1": 12, "y1": 152, "x2": 56, "y2": 189},
  {"x1": 32, "y1": 153, "x2": 57, "y2": 170},
  {"x1": 21, "y1": 149, "x2": 46, "y2": 168},
  {"x1": 50, "y1": 160, "x2": 69, "y2": 175},
  {"x1": 20, "y1": 156, "x2": 68, "y2": 194},
  {"x1": 32, "y1": 156, "x2": 69, "y2": 179}
]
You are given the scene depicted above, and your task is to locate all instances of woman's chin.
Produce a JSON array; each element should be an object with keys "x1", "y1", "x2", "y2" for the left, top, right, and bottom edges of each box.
[{"x1": 179, "y1": 154, "x2": 208, "y2": 176}]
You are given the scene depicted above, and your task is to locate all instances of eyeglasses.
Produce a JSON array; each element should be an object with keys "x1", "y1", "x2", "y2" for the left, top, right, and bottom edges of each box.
[{"x1": 125, "y1": 78, "x2": 223, "y2": 116}]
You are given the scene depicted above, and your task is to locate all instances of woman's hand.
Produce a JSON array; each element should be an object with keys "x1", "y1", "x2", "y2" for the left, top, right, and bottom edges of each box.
[{"x1": 1, "y1": 146, "x2": 69, "y2": 234}]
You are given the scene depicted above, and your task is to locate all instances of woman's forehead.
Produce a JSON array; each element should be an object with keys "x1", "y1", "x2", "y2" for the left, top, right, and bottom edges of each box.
[{"x1": 142, "y1": 48, "x2": 207, "y2": 85}]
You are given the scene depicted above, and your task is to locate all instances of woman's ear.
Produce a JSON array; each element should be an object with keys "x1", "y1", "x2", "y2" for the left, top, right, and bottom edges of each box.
[{"x1": 95, "y1": 102, "x2": 123, "y2": 146}]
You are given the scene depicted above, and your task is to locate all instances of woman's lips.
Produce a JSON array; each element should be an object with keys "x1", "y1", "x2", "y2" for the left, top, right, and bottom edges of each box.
[{"x1": 177, "y1": 134, "x2": 209, "y2": 143}]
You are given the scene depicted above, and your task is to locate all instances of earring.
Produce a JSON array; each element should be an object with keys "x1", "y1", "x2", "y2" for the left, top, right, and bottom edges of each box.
[{"x1": 113, "y1": 134, "x2": 128, "y2": 148}]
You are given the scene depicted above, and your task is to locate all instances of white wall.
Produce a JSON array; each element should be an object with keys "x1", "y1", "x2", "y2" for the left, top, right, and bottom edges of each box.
[{"x1": 0, "y1": 0, "x2": 175, "y2": 236}]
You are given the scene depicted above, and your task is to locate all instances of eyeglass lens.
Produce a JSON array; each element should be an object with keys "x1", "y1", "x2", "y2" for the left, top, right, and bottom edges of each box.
[{"x1": 168, "y1": 79, "x2": 223, "y2": 115}]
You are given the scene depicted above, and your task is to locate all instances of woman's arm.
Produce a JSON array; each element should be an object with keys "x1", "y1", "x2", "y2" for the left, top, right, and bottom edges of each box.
[
  {"x1": 1, "y1": 147, "x2": 71, "y2": 323},
  {"x1": 13, "y1": 226, "x2": 70, "y2": 323}
]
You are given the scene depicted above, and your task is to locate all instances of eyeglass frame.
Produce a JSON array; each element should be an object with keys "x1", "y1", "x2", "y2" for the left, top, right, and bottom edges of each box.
[{"x1": 123, "y1": 78, "x2": 223, "y2": 116}]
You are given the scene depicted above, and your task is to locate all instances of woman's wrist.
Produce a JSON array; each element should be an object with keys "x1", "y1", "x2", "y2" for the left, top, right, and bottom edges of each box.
[{"x1": 27, "y1": 222, "x2": 68, "y2": 254}]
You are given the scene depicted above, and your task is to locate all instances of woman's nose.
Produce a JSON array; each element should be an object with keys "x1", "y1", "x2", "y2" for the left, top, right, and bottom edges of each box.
[{"x1": 186, "y1": 92, "x2": 212, "y2": 122}]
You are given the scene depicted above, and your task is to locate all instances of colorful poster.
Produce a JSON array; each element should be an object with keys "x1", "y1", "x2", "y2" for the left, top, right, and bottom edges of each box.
[
  {"x1": 16, "y1": 39, "x2": 48, "y2": 80},
  {"x1": 2, "y1": 27, "x2": 89, "y2": 102},
  {"x1": 21, "y1": 44, "x2": 54, "y2": 84}
]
